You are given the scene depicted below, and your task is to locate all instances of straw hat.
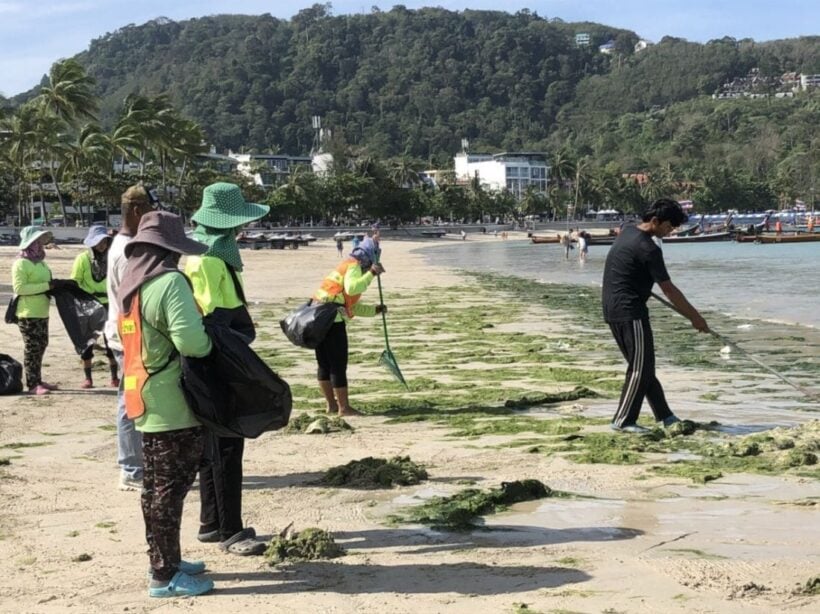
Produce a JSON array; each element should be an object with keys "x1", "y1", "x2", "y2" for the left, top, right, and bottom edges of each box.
[
  {"x1": 83, "y1": 224, "x2": 110, "y2": 248},
  {"x1": 192, "y1": 182, "x2": 269, "y2": 229},
  {"x1": 18, "y1": 226, "x2": 53, "y2": 249},
  {"x1": 124, "y1": 211, "x2": 207, "y2": 257}
]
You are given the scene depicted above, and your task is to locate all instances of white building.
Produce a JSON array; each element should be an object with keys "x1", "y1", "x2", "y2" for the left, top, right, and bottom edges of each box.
[
  {"x1": 575, "y1": 32, "x2": 590, "y2": 47},
  {"x1": 599, "y1": 40, "x2": 615, "y2": 55},
  {"x1": 228, "y1": 152, "x2": 311, "y2": 187},
  {"x1": 634, "y1": 39, "x2": 651, "y2": 53},
  {"x1": 454, "y1": 152, "x2": 549, "y2": 200}
]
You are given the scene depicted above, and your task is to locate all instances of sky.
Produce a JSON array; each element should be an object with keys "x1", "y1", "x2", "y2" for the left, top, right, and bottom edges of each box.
[{"x1": 1, "y1": 0, "x2": 817, "y2": 96}]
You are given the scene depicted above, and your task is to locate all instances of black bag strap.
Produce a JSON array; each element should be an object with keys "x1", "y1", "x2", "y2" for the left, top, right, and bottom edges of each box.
[{"x1": 226, "y1": 265, "x2": 247, "y2": 305}]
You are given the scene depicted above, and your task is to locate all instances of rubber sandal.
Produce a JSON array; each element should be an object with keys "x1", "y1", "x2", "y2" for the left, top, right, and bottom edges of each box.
[
  {"x1": 147, "y1": 560, "x2": 206, "y2": 580},
  {"x1": 219, "y1": 528, "x2": 266, "y2": 556},
  {"x1": 197, "y1": 530, "x2": 220, "y2": 543},
  {"x1": 148, "y1": 571, "x2": 213, "y2": 598}
]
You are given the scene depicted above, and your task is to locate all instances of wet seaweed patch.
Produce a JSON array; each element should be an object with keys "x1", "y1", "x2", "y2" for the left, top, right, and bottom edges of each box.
[
  {"x1": 317, "y1": 456, "x2": 428, "y2": 489},
  {"x1": 646, "y1": 420, "x2": 819, "y2": 482},
  {"x1": 0, "y1": 441, "x2": 53, "y2": 450},
  {"x1": 284, "y1": 413, "x2": 353, "y2": 434},
  {"x1": 388, "y1": 479, "x2": 559, "y2": 531},
  {"x1": 264, "y1": 527, "x2": 345, "y2": 565},
  {"x1": 793, "y1": 576, "x2": 820, "y2": 596}
]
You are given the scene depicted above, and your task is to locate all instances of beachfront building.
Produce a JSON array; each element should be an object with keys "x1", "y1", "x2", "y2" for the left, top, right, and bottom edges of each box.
[
  {"x1": 454, "y1": 152, "x2": 549, "y2": 200},
  {"x1": 599, "y1": 40, "x2": 616, "y2": 55},
  {"x1": 228, "y1": 152, "x2": 312, "y2": 188}
]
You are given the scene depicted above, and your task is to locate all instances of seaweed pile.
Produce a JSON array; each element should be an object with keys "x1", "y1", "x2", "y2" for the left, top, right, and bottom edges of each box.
[
  {"x1": 319, "y1": 456, "x2": 428, "y2": 489},
  {"x1": 390, "y1": 479, "x2": 555, "y2": 531},
  {"x1": 265, "y1": 527, "x2": 345, "y2": 565}
]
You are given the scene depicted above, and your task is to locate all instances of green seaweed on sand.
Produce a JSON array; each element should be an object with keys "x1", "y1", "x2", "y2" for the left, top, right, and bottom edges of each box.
[
  {"x1": 0, "y1": 458, "x2": 10, "y2": 466},
  {"x1": 0, "y1": 441, "x2": 53, "y2": 450},
  {"x1": 318, "y1": 456, "x2": 428, "y2": 489},
  {"x1": 794, "y1": 576, "x2": 820, "y2": 595},
  {"x1": 390, "y1": 479, "x2": 556, "y2": 531},
  {"x1": 284, "y1": 413, "x2": 353, "y2": 434},
  {"x1": 264, "y1": 528, "x2": 345, "y2": 565},
  {"x1": 503, "y1": 386, "x2": 598, "y2": 408}
]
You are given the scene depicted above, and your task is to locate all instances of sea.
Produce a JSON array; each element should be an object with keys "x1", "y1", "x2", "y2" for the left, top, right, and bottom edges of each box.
[{"x1": 423, "y1": 238, "x2": 820, "y2": 329}]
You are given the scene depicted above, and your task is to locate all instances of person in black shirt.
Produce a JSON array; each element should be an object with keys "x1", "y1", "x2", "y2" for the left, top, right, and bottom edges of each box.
[{"x1": 602, "y1": 198, "x2": 708, "y2": 433}]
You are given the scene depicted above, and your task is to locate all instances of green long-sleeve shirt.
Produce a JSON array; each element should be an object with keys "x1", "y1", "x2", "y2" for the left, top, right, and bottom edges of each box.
[
  {"x1": 134, "y1": 272, "x2": 212, "y2": 433},
  {"x1": 11, "y1": 258, "x2": 52, "y2": 319},
  {"x1": 70, "y1": 250, "x2": 108, "y2": 304}
]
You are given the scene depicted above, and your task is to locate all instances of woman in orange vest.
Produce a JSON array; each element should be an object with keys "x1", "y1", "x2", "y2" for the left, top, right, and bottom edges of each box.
[{"x1": 313, "y1": 237, "x2": 385, "y2": 415}]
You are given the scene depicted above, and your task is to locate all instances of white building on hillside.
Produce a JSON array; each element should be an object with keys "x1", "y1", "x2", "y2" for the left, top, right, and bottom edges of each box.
[
  {"x1": 454, "y1": 152, "x2": 549, "y2": 199},
  {"x1": 228, "y1": 152, "x2": 312, "y2": 187}
]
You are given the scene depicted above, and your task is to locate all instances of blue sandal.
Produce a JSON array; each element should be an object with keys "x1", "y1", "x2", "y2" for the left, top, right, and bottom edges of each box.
[{"x1": 148, "y1": 571, "x2": 213, "y2": 598}]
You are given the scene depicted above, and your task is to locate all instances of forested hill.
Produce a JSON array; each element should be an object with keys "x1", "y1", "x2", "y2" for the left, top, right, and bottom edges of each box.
[{"x1": 22, "y1": 6, "x2": 820, "y2": 161}]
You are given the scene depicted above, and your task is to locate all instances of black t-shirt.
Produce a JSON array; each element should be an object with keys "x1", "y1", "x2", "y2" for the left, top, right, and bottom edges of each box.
[{"x1": 602, "y1": 224, "x2": 670, "y2": 322}]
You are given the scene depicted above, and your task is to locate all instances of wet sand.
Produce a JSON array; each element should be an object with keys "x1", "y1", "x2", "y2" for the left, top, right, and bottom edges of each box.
[{"x1": 0, "y1": 237, "x2": 818, "y2": 613}]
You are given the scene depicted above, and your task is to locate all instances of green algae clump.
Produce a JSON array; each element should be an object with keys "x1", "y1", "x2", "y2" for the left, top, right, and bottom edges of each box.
[
  {"x1": 284, "y1": 413, "x2": 353, "y2": 434},
  {"x1": 319, "y1": 456, "x2": 428, "y2": 489},
  {"x1": 265, "y1": 527, "x2": 345, "y2": 565},
  {"x1": 393, "y1": 479, "x2": 553, "y2": 531}
]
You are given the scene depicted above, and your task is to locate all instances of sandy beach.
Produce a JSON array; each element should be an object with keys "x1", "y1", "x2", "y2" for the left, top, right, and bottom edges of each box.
[{"x1": 0, "y1": 235, "x2": 818, "y2": 614}]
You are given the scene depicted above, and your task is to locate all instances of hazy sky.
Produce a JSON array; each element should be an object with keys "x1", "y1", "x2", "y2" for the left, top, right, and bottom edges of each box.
[{"x1": 1, "y1": 1, "x2": 816, "y2": 96}]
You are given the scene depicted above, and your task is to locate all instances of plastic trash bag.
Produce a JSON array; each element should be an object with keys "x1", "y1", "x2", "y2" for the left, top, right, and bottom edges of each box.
[
  {"x1": 181, "y1": 320, "x2": 292, "y2": 439},
  {"x1": 51, "y1": 285, "x2": 107, "y2": 355},
  {"x1": 0, "y1": 353, "x2": 23, "y2": 395},
  {"x1": 279, "y1": 301, "x2": 340, "y2": 349}
]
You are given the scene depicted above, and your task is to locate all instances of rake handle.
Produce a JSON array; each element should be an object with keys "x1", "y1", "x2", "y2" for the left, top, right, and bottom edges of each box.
[
  {"x1": 376, "y1": 272, "x2": 392, "y2": 353},
  {"x1": 650, "y1": 291, "x2": 819, "y2": 399}
]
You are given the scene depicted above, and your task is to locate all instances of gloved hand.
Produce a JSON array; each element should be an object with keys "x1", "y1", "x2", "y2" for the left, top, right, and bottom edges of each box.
[
  {"x1": 375, "y1": 304, "x2": 387, "y2": 315},
  {"x1": 370, "y1": 263, "x2": 385, "y2": 276}
]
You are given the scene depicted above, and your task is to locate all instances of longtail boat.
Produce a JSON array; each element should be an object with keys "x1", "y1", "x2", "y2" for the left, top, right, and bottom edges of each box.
[
  {"x1": 736, "y1": 232, "x2": 820, "y2": 244},
  {"x1": 663, "y1": 231, "x2": 733, "y2": 244}
]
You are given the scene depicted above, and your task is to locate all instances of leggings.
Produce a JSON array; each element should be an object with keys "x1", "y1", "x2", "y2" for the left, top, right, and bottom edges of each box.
[
  {"x1": 18, "y1": 318, "x2": 49, "y2": 389},
  {"x1": 315, "y1": 321, "x2": 348, "y2": 388},
  {"x1": 80, "y1": 333, "x2": 115, "y2": 361}
]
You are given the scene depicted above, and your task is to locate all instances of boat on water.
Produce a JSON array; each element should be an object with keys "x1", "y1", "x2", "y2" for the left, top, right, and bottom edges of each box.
[
  {"x1": 663, "y1": 231, "x2": 733, "y2": 244},
  {"x1": 736, "y1": 232, "x2": 820, "y2": 244},
  {"x1": 531, "y1": 234, "x2": 561, "y2": 244}
]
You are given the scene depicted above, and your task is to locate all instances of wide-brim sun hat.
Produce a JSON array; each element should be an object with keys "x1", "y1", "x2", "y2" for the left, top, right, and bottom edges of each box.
[
  {"x1": 192, "y1": 182, "x2": 270, "y2": 229},
  {"x1": 19, "y1": 226, "x2": 53, "y2": 250},
  {"x1": 83, "y1": 224, "x2": 110, "y2": 248},
  {"x1": 124, "y1": 211, "x2": 208, "y2": 258}
]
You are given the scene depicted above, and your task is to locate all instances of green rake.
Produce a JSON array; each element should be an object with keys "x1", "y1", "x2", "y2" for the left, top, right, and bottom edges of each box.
[{"x1": 375, "y1": 268, "x2": 408, "y2": 388}]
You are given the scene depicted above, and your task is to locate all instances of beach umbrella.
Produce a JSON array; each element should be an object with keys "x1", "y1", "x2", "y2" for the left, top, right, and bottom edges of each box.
[{"x1": 374, "y1": 263, "x2": 408, "y2": 388}]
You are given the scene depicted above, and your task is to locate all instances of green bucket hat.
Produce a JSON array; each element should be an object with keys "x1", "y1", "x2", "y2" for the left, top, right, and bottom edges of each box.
[
  {"x1": 192, "y1": 182, "x2": 270, "y2": 229},
  {"x1": 19, "y1": 226, "x2": 53, "y2": 249}
]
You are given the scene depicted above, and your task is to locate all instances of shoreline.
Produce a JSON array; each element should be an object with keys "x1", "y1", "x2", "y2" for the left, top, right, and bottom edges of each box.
[{"x1": 0, "y1": 239, "x2": 818, "y2": 613}]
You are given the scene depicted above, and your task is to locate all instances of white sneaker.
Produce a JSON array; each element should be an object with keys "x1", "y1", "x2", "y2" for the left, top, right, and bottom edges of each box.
[{"x1": 119, "y1": 475, "x2": 143, "y2": 491}]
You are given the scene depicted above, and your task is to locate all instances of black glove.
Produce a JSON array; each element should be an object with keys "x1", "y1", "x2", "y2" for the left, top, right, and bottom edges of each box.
[{"x1": 375, "y1": 304, "x2": 387, "y2": 315}]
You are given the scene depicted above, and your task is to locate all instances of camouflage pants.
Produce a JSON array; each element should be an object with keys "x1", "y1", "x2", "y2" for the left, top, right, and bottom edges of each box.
[
  {"x1": 141, "y1": 427, "x2": 204, "y2": 582},
  {"x1": 17, "y1": 318, "x2": 49, "y2": 389}
]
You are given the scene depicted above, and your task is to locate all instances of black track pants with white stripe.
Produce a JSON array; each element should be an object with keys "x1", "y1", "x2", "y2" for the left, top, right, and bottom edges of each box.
[{"x1": 608, "y1": 318, "x2": 673, "y2": 427}]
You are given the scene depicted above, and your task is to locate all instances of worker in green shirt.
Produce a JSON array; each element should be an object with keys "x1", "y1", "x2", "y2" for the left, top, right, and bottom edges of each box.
[
  {"x1": 10, "y1": 227, "x2": 75, "y2": 395},
  {"x1": 117, "y1": 211, "x2": 214, "y2": 598},
  {"x1": 70, "y1": 224, "x2": 118, "y2": 388},
  {"x1": 185, "y1": 182, "x2": 269, "y2": 556}
]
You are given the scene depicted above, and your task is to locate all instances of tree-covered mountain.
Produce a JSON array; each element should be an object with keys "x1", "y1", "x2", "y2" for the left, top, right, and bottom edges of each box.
[{"x1": 4, "y1": 5, "x2": 818, "y2": 219}]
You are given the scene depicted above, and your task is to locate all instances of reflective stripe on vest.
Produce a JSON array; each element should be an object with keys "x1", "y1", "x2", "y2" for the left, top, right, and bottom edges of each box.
[
  {"x1": 118, "y1": 294, "x2": 148, "y2": 420},
  {"x1": 313, "y1": 258, "x2": 361, "y2": 319}
]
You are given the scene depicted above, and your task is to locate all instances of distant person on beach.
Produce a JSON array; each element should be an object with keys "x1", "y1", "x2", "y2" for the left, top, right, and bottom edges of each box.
[
  {"x1": 11, "y1": 227, "x2": 71, "y2": 395},
  {"x1": 71, "y1": 225, "x2": 118, "y2": 389},
  {"x1": 106, "y1": 185, "x2": 154, "y2": 491},
  {"x1": 602, "y1": 198, "x2": 708, "y2": 434},
  {"x1": 577, "y1": 231, "x2": 589, "y2": 262},
  {"x1": 117, "y1": 211, "x2": 213, "y2": 598},
  {"x1": 185, "y1": 182, "x2": 269, "y2": 557},
  {"x1": 313, "y1": 237, "x2": 385, "y2": 416},
  {"x1": 775, "y1": 219, "x2": 783, "y2": 235},
  {"x1": 461, "y1": 230, "x2": 467, "y2": 240},
  {"x1": 336, "y1": 238, "x2": 344, "y2": 257}
]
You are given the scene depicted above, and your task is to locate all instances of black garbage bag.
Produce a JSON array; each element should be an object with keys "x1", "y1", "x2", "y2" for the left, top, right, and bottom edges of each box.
[
  {"x1": 279, "y1": 301, "x2": 341, "y2": 349},
  {"x1": 0, "y1": 353, "x2": 23, "y2": 395},
  {"x1": 51, "y1": 285, "x2": 107, "y2": 355},
  {"x1": 181, "y1": 320, "x2": 292, "y2": 438}
]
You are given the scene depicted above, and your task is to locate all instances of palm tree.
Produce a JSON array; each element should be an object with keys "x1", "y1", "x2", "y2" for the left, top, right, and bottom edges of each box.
[
  {"x1": 62, "y1": 123, "x2": 110, "y2": 223},
  {"x1": 38, "y1": 59, "x2": 98, "y2": 125}
]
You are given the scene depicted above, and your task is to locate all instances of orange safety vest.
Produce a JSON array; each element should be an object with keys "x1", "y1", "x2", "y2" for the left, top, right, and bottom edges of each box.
[
  {"x1": 313, "y1": 258, "x2": 362, "y2": 319},
  {"x1": 118, "y1": 294, "x2": 149, "y2": 419}
]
